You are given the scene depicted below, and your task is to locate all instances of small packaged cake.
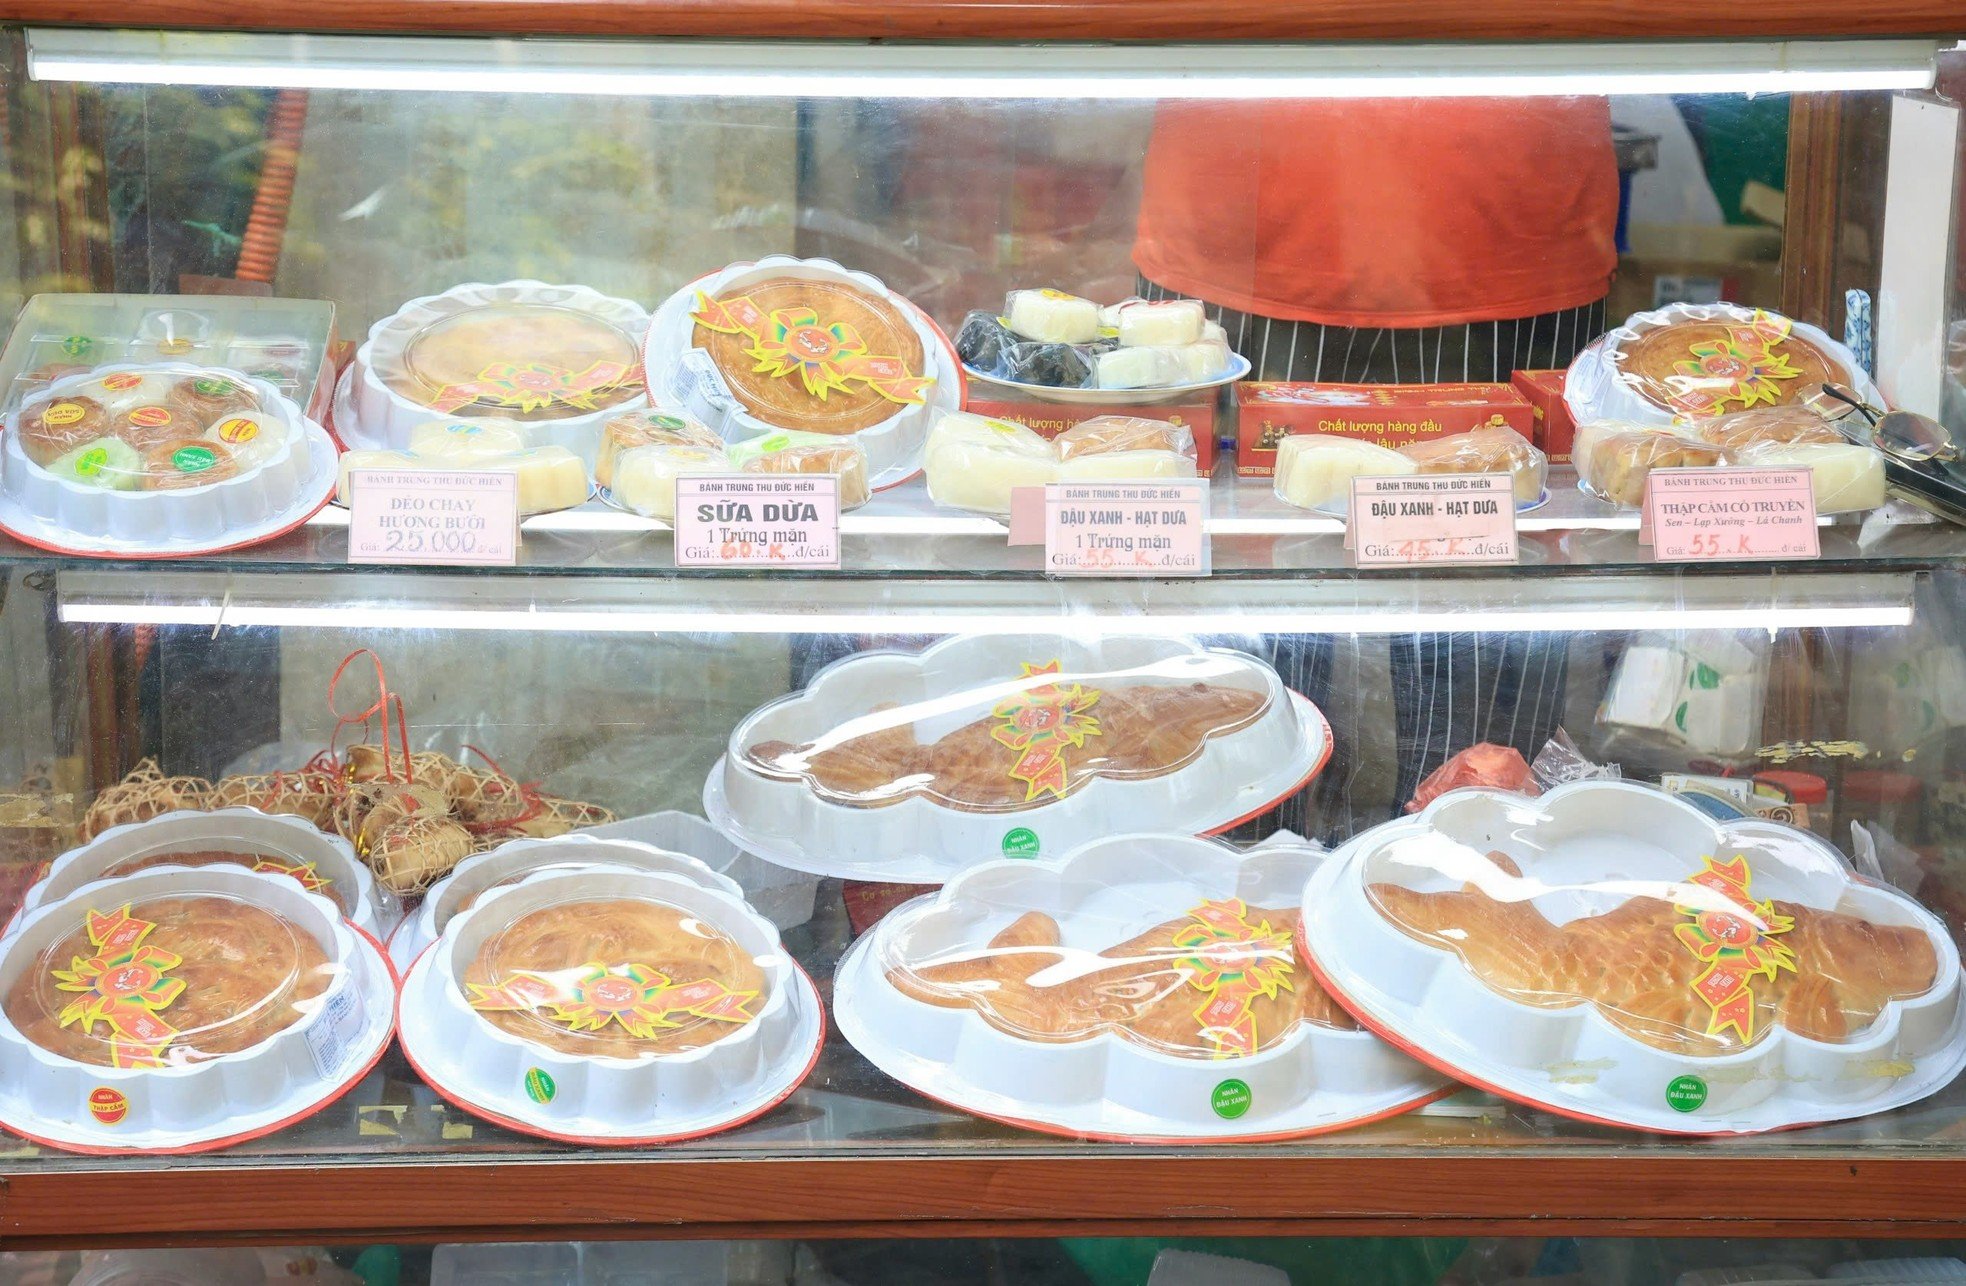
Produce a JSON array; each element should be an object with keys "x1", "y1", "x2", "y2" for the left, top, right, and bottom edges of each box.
[
  {"x1": 407, "y1": 416, "x2": 530, "y2": 462},
  {"x1": 607, "y1": 444, "x2": 731, "y2": 522},
  {"x1": 1728, "y1": 439, "x2": 1886, "y2": 514},
  {"x1": 1565, "y1": 302, "x2": 1882, "y2": 429},
  {"x1": 395, "y1": 865, "x2": 822, "y2": 1144},
  {"x1": 593, "y1": 406, "x2": 722, "y2": 490},
  {"x1": 707, "y1": 633, "x2": 1331, "y2": 882},
  {"x1": 341, "y1": 281, "x2": 650, "y2": 471},
  {"x1": 1271, "y1": 434, "x2": 1416, "y2": 513},
  {"x1": 922, "y1": 411, "x2": 1197, "y2": 517},
  {"x1": 1396, "y1": 424, "x2": 1548, "y2": 508},
  {"x1": 1301, "y1": 782, "x2": 1966, "y2": 1133},
  {"x1": 1574, "y1": 423, "x2": 1723, "y2": 508},
  {"x1": 834, "y1": 834, "x2": 1445, "y2": 1139},
  {"x1": 733, "y1": 432, "x2": 872, "y2": 510},
  {"x1": 646, "y1": 256, "x2": 959, "y2": 490},
  {"x1": 0, "y1": 363, "x2": 335, "y2": 557},
  {"x1": 0, "y1": 865, "x2": 395, "y2": 1153},
  {"x1": 20, "y1": 808, "x2": 381, "y2": 934}
]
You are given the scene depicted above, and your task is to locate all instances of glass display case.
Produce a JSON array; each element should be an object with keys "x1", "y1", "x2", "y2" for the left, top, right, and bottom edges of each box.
[{"x1": 3, "y1": 0, "x2": 1966, "y2": 1277}]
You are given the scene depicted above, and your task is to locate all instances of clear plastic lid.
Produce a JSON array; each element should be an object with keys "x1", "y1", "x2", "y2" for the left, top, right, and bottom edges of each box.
[
  {"x1": 93, "y1": 839, "x2": 352, "y2": 915},
  {"x1": 689, "y1": 276, "x2": 931, "y2": 434},
  {"x1": 391, "y1": 303, "x2": 642, "y2": 421},
  {"x1": 884, "y1": 896, "x2": 1354, "y2": 1058},
  {"x1": 3, "y1": 893, "x2": 334, "y2": 1068},
  {"x1": 741, "y1": 652, "x2": 1274, "y2": 813},
  {"x1": 1607, "y1": 304, "x2": 1849, "y2": 419},
  {"x1": 1363, "y1": 805, "x2": 1940, "y2": 1056},
  {"x1": 461, "y1": 895, "x2": 766, "y2": 1060}
]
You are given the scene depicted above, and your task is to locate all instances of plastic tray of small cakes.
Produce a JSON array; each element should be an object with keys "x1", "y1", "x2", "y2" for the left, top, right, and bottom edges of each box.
[
  {"x1": 336, "y1": 280, "x2": 650, "y2": 474},
  {"x1": 0, "y1": 362, "x2": 339, "y2": 556},
  {"x1": 0, "y1": 293, "x2": 338, "y2": 423},
  {"x1": 643, "y1": 255, "x2": 962, "y2": 490},
  {"x1": 387, "y1": 830, "x2": 745, "y2": 972},
  {"x1": 956, "y1": 290, "x2": 1250, "y2": 405},
  {"x1": 834, "y1": 832, "x2": 1448, "y2": 1141},
  {"x1": 18, "y1": 808, "x2": 383, "y2": 937},
  {"x1": 0, "y1": 864, "x2": 397, "y2": 1154},
  {"x1": 395, "y1": 860, "x2": 824, "y2": 1145},
  {"x1": 1298, "y1": 780, "x2": 1966, "y2": 1135},
  {"x1": 703, "y1": 633, "x2": 1333, "y2": 884},
  {"x1": 1562, "y1": 302, "x2": 1891, "y2": 515}
]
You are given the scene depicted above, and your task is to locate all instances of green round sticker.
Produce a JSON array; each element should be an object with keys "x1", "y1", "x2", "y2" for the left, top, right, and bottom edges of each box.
[
  {"x1": 759, "y1": 434, "x2": 792, "y2": 452},
  {"x1": 74, "y1": 447, "x2": 109, "y2": 477},
  {"x1": 649, "y1": 414, "x2": 686, "y2": 430},
  {"x1": 1001, "y1": 827, "x2": 1040, "y2": 858},
  {"x1": 523, "y1": 1068, "x2": 556, "y2": 1104},
  {"x1": 59, "y1": 335, "x2": 95, "y2": 358},
  {"x1": 171, "y1": 445, "x2": 218, "y2": 474},
  {"x1": 1211, "y1": 1079, "x2": 1252, "y2": 1120},
  {"x1": 191, "y1": 376, "x2": 237, "y2": 397},
  {"x1": 1665, "y1": 1074, "x2": 1707, "y2": 1113}
]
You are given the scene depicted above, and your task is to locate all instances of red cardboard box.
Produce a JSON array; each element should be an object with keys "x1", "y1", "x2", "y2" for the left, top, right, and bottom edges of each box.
[
  {"x1": 1511, "y1": 369, "x2": 1577, "y2": 463},
  {"x1": 1235, "y1": 382, "x2": 1535, "y2": 477},
  {"x1": 965, "y1": 396, "x2": 1218, "y2": 472}
]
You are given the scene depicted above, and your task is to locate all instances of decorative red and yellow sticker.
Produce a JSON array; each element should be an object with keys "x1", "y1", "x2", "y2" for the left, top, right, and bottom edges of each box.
[
  {"x1": 1172, "y1": 898, "x2": 1295, "y2": 1058},
  {"x1": 989, "y1": 661, "x2": 1103, "y2": 803},
  {"x1": 468, "y1": 963, "x2": 758, "y2": 1039},
  {"x1": 1673, "y1": 855, "x2": 1797, "y2": 1043},
  {"x1": 250, "y1": 857, "x2": 329, "y2": 895},
  {"x1": 1666, "y1": 310, "x2": 1806, "y2": 416},
  {"x1": 429, "y1": 361, "x2": 632, "y2": 416},
  {"x1": 692, "y1": 293, "x2": 932, "y2": 407},
  {"x1": 53, "y1": 905, "x2": 186, "y2": 1069}
]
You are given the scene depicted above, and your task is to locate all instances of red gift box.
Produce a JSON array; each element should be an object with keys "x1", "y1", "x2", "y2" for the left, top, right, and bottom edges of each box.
[
  {"x1": 1511, "y1": 369, "x2": 1577, "y2": 463},
  {"x1": 1235, "y1": 382, "x2": 1535, "y2": 477}
]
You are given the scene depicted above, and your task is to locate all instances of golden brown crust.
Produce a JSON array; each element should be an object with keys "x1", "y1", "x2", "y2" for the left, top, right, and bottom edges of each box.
[{"x1": 1619, "y1": 319, "x2": 1841, "y2": 417}]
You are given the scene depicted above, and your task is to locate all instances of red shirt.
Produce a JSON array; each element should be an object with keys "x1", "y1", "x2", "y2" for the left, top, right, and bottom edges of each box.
[{"x1": 1134, "y1": 97, "x2": 1620, "y2": 329}]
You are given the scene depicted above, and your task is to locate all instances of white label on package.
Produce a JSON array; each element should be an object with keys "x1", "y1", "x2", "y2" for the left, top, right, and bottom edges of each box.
[
  {"x1": 673, "y1": 474, "x2": 841, "y2": 569},
  {"x1": 1043, "y1": 480, "x2": 1208, "y2": 577},
  {"x1": 347, "y1": 469, "x2": 520, "y2": 566},
  {"x1": 305, "y1": 985, "x2": 366, "y2": 1080}
]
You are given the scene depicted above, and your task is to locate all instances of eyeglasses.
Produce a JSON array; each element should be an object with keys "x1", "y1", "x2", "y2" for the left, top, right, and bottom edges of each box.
[{"x1": 1807, "y1": 383, "x2": 1960, "y2": 468}]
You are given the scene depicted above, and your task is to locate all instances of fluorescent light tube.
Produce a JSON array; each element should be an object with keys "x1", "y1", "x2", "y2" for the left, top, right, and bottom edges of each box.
[{"x1": 26, "y1": 32, "x2": 1940, "y2": 99}]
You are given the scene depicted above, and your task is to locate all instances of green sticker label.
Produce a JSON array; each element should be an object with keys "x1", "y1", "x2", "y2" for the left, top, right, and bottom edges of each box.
[
  {"x1": 759, "y1": 434, "x2": 792, "y2": 452},
  {"x1": 1690, "y1": 662, "x2": 1721, "y2": 690},
  {"x1": 1665, "y1": 1075, "x2": 1707, "y2": 1113},
  {"x1": 1001, "y1": 827, "x2": 1040, "y2": 858},
  {"x1": 60, "y1": 335, "x2": 96, "y2": 358},
  {"x1": 1212, "y1": 1079, "x2": 1252, "y2": 1120},
  {"x1": 649, "y1": 414, "x2": 687, "y2": 430},
  {"x1": 523, "y1": 1068, "x2": 556, "y2": 1104},
  {"x1": 74, "y1": 446, "x2": 109, "y2": 477},
  {"x1": 191, "y1": 376, "x2": 237, "y2": 397},
  {"x1": 171, "y1": 445, "x2": 217, "y2": 474}
]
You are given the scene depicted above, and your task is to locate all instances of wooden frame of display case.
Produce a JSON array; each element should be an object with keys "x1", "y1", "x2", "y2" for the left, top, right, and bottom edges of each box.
[{"x1": 0, "y1": 0, "x2": 1963, "y2": 1251}]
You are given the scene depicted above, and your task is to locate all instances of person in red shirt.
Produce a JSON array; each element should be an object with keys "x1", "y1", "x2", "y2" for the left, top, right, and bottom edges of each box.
[{"x1": 1134, "y1": 96, "x2": 1620, "y2": 382}]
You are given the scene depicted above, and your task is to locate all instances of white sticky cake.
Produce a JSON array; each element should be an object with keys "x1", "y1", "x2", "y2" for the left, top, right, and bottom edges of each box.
[
  {"x1": 408, "y1": 417, "x2": 528, "y2": 461},
  {"x1": 1094, "y1": 347, "x2": 1180, "y2": 390},
  {"x1": 1056, "y1": 450, "x2": 1196, "y2": 482},
  {"x1": 610, "y1": 444, "x2": 730, "y2": 521},
  {"x1": 1116, "y1": 300, "x2": 1206, "y2": 348},
  {"x1": 204, "y1": 412, "x2": 288, "y2": 470},
  {"x1": 1730, "y1": 440, "x2": 1885, "y2": 514},
  {"x1": 1005, "y1": 290, "x2": 1101, "y2": 345},
  {"x1": 471, "y1": 446, "x2": 589, "y2": 514},
  {"x1": 336, "y1": 448, "x2": 424, "y2": 503},
  {"x1": 924, "y1": 411, "x2": 1058, "y2": 515},
  {"x1": 1273, "y1": 434, "x2": 1417, "y2": 511}
]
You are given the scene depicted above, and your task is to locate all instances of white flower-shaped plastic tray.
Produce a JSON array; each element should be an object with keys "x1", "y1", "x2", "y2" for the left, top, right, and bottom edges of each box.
[
  {"x1": 386, "y1": 830, "x2": 744, "y2": 972},
  {"x1": 17, "y1": 808, "x2": 381, "y2": 937},
  {"x1": 396, "y1": 865, "x2": 823, "y2": 1145},
  {"x1": 0, "y1": 864, "x2": 396, "y2": 1154},
  {"x1": 704, "y1": 633, "x2": 1332, "y2": 883},
  {"x1": 1300, "y1": 781, "x2": 1966, "y2": 1135},
  {"x1": 341, "y1": 281, "x2": 651, "y2": 471},
  {"x1": 834, "y1": 833, "x2": 1448, "y2": 1140},
  {"x1": 1563, "y1": 301, "x2": 1883, "y2": 429},
  {"x1": 643, "y1": 255, "x2": 962, "y2": 490},
  {"x1": 0, "y1": 363, "x2": 336, "y2": 557}
]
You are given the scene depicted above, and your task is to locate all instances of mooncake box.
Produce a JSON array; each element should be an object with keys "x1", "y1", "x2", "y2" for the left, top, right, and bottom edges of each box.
[
  {"x1": 644, "y1": 256, "x2": 962, "y2": 489},
  {"x1": 833, "y1": 832, "x2": 1448, "y2": 1140},
  {"x1": 0, "y1": 864, "x2": 396, "y2": 1154},
  {"x1": 386, "y1": 830, "x2": 744, "y2": 972},
  {"x1": 395, "y1": 865, "x2": 823, "y2": 1145},
  {"x1": 1299, "y1": 781, "x2": 1966, "y2": 1134},
  {"x1": 339, "y1": 281, "x2": 651, "y2": 470},
  {"x1": 704, "y1": 633, "x2": 1332, "y2": 883},
  {"x1": 17, "y1": 808, "x2": 382, "y2": 937},
  {"x1": 0, "y1": 363, "x2": 336, "y2": 557}
]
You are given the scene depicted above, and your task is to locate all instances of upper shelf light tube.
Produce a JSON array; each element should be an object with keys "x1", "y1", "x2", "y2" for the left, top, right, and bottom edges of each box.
[{"x1": 24, "y1": 31, "x2": 1942, "y2": 99}]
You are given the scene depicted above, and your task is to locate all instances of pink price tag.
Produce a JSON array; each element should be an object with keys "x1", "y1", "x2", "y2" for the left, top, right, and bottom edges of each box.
[
  {"x1": 1348, "y1": 474, "x2": 1518, "y2": 567},
  {"x1": 1042, "y1": 480, "x2": 1208, "y2": 577},
  {"x1": 346, "y1": 468, "x2": 520, "y2": 566},
  {"x1": 673, "y1": 474, "x2": 840, "y2": 569},
  {"x1": 1641, "y1": 468, "x2": 1819, "y2": 561}
]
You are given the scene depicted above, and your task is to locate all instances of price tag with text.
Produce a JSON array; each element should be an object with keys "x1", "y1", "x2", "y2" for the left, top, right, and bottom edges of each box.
[
  {"x1": 1347, "y1": 474, "x2": 1518, "y2": 567},
  {"x1": 1043, "y1": 480, "x2": 1208, "y2": 577},
  {"x1": 1640, "y1": 468, "x2": 1819, "y2": 562},
  {"x1": 346, "y1": 469, "x2": 519, "y2": 567},
  {"x1": 673, "y1": 474, "x2": 840, "y2": 569}
]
